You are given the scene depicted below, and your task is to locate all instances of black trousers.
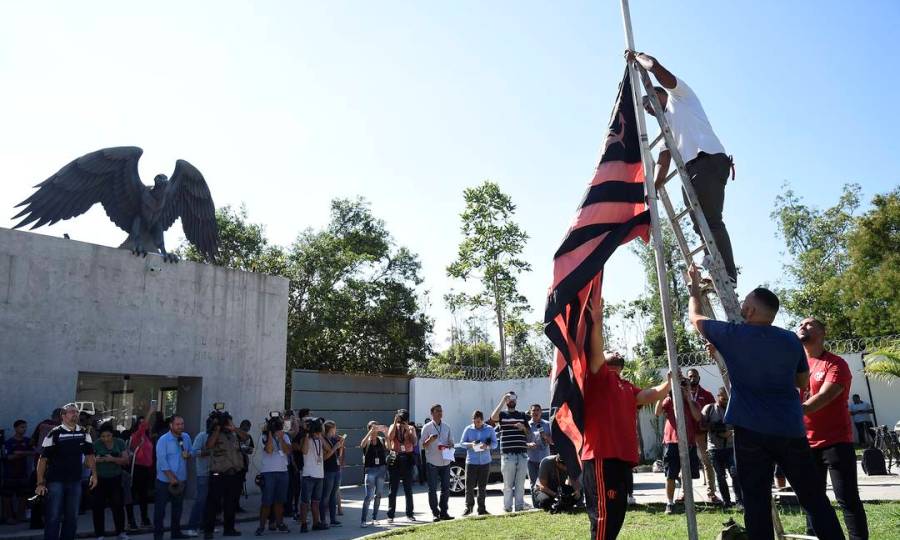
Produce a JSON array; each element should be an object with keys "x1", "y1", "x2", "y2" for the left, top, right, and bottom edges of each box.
[
  {"x1": 92, "y1": 476, "x2": 125, "y2": 536},
  {"x1": 854, "y1": 422, "x2": 872, "y2": 447},
  {"x1": 734, "y1": 427, "x2": 844, "y2": 540},
  {"x1": 683, "y1": 152, "x2": 736, "y2": 280},
  {"x1": 710, "y1": 448, "x2": 742, "y2": 505},
  {"x1": 806, "y1": 443, "x2": 868, "y2": 540},
  {"x1": 583, "y1": 459, "x2": 629, "y2": 540},
  {"x1": 464, "y1": 463, "x2": 490, "y2": 512},
  {"x1": 205, "y1": 473, "x2": 242, "y2": 534},
  {"x1": 126, "y1": 464, "x2": 153, "y2": 526},
  {"x1": 386, "y1": 459, "x2": 414, "y2": 519}
]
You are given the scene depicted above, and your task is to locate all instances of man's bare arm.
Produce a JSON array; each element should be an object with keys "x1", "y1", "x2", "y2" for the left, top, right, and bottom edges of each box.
[
  {"x1": 795, "y1": 371, "x2": 810, "y2": 393},
  {"x1": 625, "y1": 50, "x2": 677, "y2": 89},
  {"x1": 654, "y1": 150, "x2": 672, "y2": 191},
  {"x1": 803, "y1": 381, "x2": 842, "y2": 415},
  {"x1": 687, "y1": 264, "x2": 710, "y2": 335},
  {"x1": 636, "y1": 377, "x2": 672, "y2": 406},
  {"x1": 586, "y1": 291, "x2": 605, "y2": 374}
]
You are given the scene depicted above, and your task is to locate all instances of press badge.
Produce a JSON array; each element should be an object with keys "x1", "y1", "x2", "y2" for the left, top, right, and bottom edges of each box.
[
  {"x1": 400, "y1": 445, "x2": 407, "y2": 453},
  {"x1": 375, "y1": 457, "x2": 380, "y2": 465}
]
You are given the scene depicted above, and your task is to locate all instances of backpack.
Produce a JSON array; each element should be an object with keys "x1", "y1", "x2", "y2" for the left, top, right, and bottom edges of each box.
[
  {"x1": 716, "y1": 518, "x2": 748, "y2": 540},
  {"x1": 861, "y1": 448, "x2": 887, "y2": 475}
]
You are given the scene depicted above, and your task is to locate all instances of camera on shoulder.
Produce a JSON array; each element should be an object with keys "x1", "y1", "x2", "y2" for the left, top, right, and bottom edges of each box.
[
  {"x1": 263, "y1": 411, "x2": 284, "y2": 434},
  {"x1": 206, "y1": 408, "x2": 232, "y2": 434},
  {"x1": 304, "y1": 416, "x2": 325, "y2": 435}
]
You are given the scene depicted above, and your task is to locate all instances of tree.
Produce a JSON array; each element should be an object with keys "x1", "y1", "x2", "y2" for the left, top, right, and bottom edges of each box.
[
  {"x1": 864, "y1": 347, "x2": 900, "y2": 384},
  {"x1": 620, "y1": 359, "x2": 663, "y2": 462},
  {"x1": 447, "y1": 181, "x2": 531, "y2": 364},
  {"x1": 771, "y1": 183, "x2": 861, "y2": 338}
]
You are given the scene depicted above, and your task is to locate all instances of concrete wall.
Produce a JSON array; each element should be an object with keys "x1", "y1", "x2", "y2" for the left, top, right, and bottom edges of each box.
[
  {"x1": 0, "y1": 228, "x2": 289, "y2": 479},
  {"x1": 409, "y1": 377, "x2": 550, "y2": 436}
]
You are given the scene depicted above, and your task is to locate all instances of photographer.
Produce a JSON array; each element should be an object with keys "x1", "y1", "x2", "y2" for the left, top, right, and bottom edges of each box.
[
  {"x1": 297, "y1": 417, "x2": 326, "y2": 533},
  {"x1": 319, "y1": 422, "x2": 345, "y2": 528},
  {"x1": 533, "y1": 454, "x2": 570, "y2": 512},
  {"x1": 359, "y1": 421, "x2": 387, "y2": 528},
  {"x1": 255, "y1": 414, "x2": 291, "y2": 536},
  {"x1": 203, "y1": 411, "x2": 247, "y2": 539},
  {"x1": 237, "y1": 420, "x2": 254, "y2": 514},
  {"x1": 656, "y1": 374, "x2": 703, "y2": 515},
  {"x1": 153, "y1": 416, "x2": 192, "y2": 540},
  {"x1": 701, "y1": 387, "x2": 741, "y2": 509},
  {"x1": 92, "y1": 422, "x2": 129, "y2": 539},
  {"x1": 35, "y1": 402, "x2": 97, "y2": 540},
  {"x1": 288, "y1": 408, "x2": 310, "y2": 521},
  {"x1": 184, "y1": 422, "x2": 211, "y2": 537},
  {"x1": 385, "y1": 410, "x2": 417, "y2": 524}
]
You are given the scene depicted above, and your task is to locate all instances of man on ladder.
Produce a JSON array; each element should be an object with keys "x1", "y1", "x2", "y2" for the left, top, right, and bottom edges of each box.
[{"x1": 625, "y1": 50, "x2": 737, "y2": 284}]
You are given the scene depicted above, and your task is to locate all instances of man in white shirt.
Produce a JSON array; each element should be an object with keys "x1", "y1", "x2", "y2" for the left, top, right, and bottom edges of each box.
[
  {"x1": 420, "y1": 404, "x2": 454, "y2": 522},
  {"x1": 849, "y1": 394, "x2": 874, "y2": 447},
  {"x1": 626, "y1": 50, "x2": 737, "y2": 283}
]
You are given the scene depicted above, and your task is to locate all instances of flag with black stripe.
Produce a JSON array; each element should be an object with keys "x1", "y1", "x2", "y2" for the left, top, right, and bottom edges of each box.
[{"x1": 545, "y1": 69, "x2": 650, "y2": 479}]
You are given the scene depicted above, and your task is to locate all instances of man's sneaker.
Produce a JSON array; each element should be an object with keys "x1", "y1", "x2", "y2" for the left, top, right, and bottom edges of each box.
[
  {"x1": 406, "y1": 515, "x2": 417, "y2": 522},
  {"x1": 709, "y1": 495, "x2": 723, "y2": 505},
  {"x1": 360, "y1": 522, "x2": 369, "y2": 528},
  {"x1": 665, "y1": 503, "x2": 676, "y2": 515},
  {"x1": 627, "y1": 495, "x2": 636, "y2": 505},
  {"x1": 477, "y1": 509, "x2": 490, "y2": 516},
  {"x1": 330, "y1": 521, "x2": 341, "y2": 527},
  {"x1": 433, "y1": 516, "x2": 441, "y2": 523},
  {"x1": 439, "y1": 514, "x2": 454, "y2": 521},
  {"x1": 735, "y1": 502, "x2": 744, "y2": 512},
  {"x1": 503, "y1": 508, "x2": 512, "y2": 513},
  {"x1": 118, "y1": 534, "x2": 130, "y2": 540},
  {"x1": 183, "y1": 530, "x2": 199, "y2": 538},
  {"x1": 387, "y1": 517, "x2": 394, "y2": 524},
  {"x1": 254, "y1": 528, "x2": 263, "y2": 537},
  {"x1": 462, "y1": 507, "x2": 473, "y2": 517},
  {"x1": 299, "y1": 523, "x2": 308, "y2": 534},
  {"x1": 276, "y1": 524, "x2": 289, "y2": 533},
  {"x1": 311, "y1": 523, "x2": 328, "y2": 531}
]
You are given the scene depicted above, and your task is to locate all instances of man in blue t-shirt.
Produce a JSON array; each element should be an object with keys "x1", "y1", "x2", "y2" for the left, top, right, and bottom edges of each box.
[{"x1": 686, "y1": 264, "x2": 843, "y2": 540}]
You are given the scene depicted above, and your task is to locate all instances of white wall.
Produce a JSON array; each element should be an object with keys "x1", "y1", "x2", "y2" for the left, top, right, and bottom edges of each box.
[{"x1": 409, "y1": 377, "x2": 550, "y2": 434}]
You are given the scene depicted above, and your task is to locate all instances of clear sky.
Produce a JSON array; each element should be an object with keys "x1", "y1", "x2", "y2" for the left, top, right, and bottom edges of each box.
[{"x1": 2, "y1": 1, "x2": 898, "y2": 352}]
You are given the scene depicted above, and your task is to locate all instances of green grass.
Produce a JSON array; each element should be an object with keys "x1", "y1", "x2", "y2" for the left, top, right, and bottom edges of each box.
[{"x1": 368, "y1": 502, "x2": 900, "y2": 539}]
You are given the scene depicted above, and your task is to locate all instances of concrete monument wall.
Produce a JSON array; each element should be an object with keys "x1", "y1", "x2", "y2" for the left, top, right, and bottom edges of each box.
[{"x1": 0, "y1": 228, "x2": 289, "y2": 450}]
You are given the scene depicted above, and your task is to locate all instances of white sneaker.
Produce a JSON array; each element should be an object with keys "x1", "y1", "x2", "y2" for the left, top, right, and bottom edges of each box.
[
  {"x1": 627, "y1": 495, "x2": 636, "y2": 505},
  {"x1": 118, "y1": 534, "x2": 130, "y2": 540},
  {"x1": 387, "y1": 517, "x2": 393, "y2": 524},
  {"x1": 183, "y1": 530, "x2": 199, "y2": 538},
  {"x1": 360, "y1": 522, "x2": 369, "y2": 528}
]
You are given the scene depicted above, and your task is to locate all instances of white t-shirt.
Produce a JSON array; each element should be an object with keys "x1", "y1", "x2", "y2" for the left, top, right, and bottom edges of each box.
[
  {"x1": 663, "y1": 77, "x2": 726, "y2": 163},
  {"x1": 258, "y1": 433, "x2": 290, "y2": 473},
  {"x1": 301, "y1": 436, "x2": 324, "y2": 479}
]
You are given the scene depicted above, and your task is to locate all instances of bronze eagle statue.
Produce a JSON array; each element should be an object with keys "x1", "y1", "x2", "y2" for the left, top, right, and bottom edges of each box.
[{"x1": 13, "y1": 146, "x2": 218, "y2": 262}]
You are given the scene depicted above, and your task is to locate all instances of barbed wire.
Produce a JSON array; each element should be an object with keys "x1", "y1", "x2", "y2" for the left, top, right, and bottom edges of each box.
[{"x1": 411, "y1": 335, "x2": 900, "y2": 380}]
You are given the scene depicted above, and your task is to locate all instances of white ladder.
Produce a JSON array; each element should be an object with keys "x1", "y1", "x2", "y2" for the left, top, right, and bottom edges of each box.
[{"x1": 633, "y1": 60, "x2": 814, "y2": 540}]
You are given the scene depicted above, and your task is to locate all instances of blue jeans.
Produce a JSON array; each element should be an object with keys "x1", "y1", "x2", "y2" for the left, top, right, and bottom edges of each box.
[
  {"x1": 361, "y1": 466, "x2": 386, "y2": 522},
  {"x1": 153, "y1": 480, "x2": 184, "y2": 539},
  {"x1": 187, "y1": 475, "x2": 208, "y2": 530},
  {"x1": 45, "y1": 481, "x2": 82, "y2": 540},
  {"x1": 500, "y1": 453, "x2": 528, "y2": 511},
  {"x1": 527, "y1": 460, "x2": 541, "y2": 498},
  {"x1": 425, "y1": 464, "x2": 450, "y2": 517},
  {"x1": 320, "y1": 471, "x2": 340, "y2": 524}
]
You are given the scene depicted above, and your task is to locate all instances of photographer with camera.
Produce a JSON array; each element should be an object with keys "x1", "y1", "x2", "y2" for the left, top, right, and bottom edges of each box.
[
  {"x1": 385, "y1": 410, "x2": 417, "y2": 524},
  {"x1": 701, "y1": 387, "x2": 742, "y2": 509},
  {"x1": 459, "y1": 410, "x2": 497, "y2": 517},
  {"x1": 203, "y1": 410, "x2": 247, "y2": 539},
  {"x1": 532, "y1": 454, "x2": 573, "y2": 513},
  {"x1": 359, "y1": 421, "x2": 387, "y2": 528},
  {"x1": 319, "y1": 421, "x2": 345, "y2": 528},
  {"x1": 92, "y1": 422, "x2": 130, "y2": 540},
  {"x1": 237, "y1": 420, "x2": 254, "y2": 514},
  {"x1": 656, "y1": 373, "x2": 703, "y2": 515},
  {"x1": 153, "y1": 416, "x2": 192, "y2": 540},
  {"x1": 35, "y1": 402, "x2": 97, "y2": 540},
  {"x1": 255, "y1": 413, "x2": 291, "y2": 536},
  {"x1": 297, "y1": 416, "x2": 326, "y2": 533}
]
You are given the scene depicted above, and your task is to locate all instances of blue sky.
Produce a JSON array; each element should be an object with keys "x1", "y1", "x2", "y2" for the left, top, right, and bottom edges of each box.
[{"x1": 2, "y1": 1, "x2": 898, "y2": 352}]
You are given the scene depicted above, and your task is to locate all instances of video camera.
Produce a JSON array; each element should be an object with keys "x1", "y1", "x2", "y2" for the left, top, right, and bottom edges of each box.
[
  {"x1": 709, "y1": 421, "x2": 729, "y2": 434},
  {"x1": 262, "y1": 411, "x2": 284, "y2": 434},
  {"x1": 304, "y1": 416, "x2": 325, "y2": 435},
  {"x1": 550, "y1": 484, "x2": 578, "y2": 515},
  {"x1": 206, "y1": 404, "x2": 233, "y2": 434}
]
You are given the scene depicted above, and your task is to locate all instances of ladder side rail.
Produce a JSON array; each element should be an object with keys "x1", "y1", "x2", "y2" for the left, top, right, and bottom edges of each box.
[
  {"x1": 634, "y1": 66, "x2": 742, "y2": 321},
  {"x1": 620, "y1": 3, "x2": 699, "y2": 539}
]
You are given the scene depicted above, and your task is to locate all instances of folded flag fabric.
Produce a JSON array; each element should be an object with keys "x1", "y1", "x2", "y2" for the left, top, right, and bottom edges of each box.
[{"x1": 546, "y1": 68, "x2": 650, "y2": 478}]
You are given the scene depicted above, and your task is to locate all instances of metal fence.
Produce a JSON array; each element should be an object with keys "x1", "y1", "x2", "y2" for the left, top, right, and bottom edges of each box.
[{"x1": 410, "y1": 334, "x2": 900, "y2": 380}]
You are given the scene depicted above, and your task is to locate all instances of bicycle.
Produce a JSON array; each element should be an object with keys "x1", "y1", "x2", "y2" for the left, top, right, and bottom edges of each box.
[{"x1": 870, "y1": 425, "x2": 900, "y2": 473}]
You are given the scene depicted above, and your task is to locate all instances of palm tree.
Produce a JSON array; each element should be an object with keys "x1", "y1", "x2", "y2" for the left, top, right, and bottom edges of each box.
[{"x1": 864, "y1": 346, "x2": 900, "y2": 384}]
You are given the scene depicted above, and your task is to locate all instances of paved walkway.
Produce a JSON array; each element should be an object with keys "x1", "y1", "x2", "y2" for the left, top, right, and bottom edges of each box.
[{"x1": 2, "y1": 463, "x2": 896, "y2": 540}]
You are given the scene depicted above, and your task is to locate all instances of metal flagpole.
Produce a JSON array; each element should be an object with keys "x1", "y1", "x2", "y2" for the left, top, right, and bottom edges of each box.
[{"x1": 619, "y1": 1, "x2": 699, "y2": 539}]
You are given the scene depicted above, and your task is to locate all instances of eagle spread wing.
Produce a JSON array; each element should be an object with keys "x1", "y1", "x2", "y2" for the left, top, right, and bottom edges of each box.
[
  {"x1": 13, "y1": 147, "x2": 144, "y2": 233},
  {"x1": 158, "y1": 159, "x2": 218, "y2": 258}
]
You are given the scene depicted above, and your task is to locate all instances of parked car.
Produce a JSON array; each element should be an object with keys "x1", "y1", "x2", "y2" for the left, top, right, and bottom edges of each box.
[{"x1": 448, "y1": 442, "x2": 503, "y2": 496}]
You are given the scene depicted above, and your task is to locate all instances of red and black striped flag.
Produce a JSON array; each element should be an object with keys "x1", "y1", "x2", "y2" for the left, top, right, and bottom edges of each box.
[{"x1": 545, "y1": 69, "x2": 650, "y2": 478}]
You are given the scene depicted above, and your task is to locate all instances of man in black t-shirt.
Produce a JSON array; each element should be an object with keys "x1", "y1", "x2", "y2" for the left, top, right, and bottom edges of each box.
[
  {"x1": 490, "y1": 391, "x2": 529, "y2": 512},
  {"x1": 35, "y1": 403, "x2": 97, "y2": 540},
  {"x1": 533, "y1": 455, "x2": 568, "y2": 510}
]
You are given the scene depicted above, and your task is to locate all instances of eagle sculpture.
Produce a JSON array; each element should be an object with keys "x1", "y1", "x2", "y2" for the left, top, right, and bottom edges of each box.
[{"x1": 12, "y1": 147, "x2": 218, "y2": 262}]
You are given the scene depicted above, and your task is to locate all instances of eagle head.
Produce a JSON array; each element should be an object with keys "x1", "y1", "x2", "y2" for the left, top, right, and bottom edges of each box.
[{"x1": 154, "y1": 174, "x2": 168, "y2": 188}]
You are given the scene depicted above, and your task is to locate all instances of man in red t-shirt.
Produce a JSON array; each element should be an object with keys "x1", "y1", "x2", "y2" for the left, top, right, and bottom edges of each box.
[
  {"x1": 656, "y1": 376, "x2": 702, "y2": 514},
  {"x1": 686, "y1": 368, "x2": 719, "y2": 503},
  {"x1": 581, "y1": 292, "x2": 672, "y2": 540},
  {"x1": 797, "y1": 317, "x2": 868, "y2": 540}
]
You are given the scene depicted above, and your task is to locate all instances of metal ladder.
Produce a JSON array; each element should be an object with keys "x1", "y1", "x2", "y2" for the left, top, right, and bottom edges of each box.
[{"x1": 633, "y1": 63, "x2": 816, "y2": 540}]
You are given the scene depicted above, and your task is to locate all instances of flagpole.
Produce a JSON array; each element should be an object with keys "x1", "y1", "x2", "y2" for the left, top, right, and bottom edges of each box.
[{"x1": 619, "y1": 2, "x2": 699, "y2": 539}]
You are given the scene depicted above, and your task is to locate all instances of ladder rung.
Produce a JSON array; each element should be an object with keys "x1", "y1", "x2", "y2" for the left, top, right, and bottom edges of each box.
[
  {"x1": 675, "y1": 208, "x2": 691, "y2": 221},
  {"x1": 650, "y1": 132, "x2": 664, "y2": 149},
  {"x1": 689, "y1": 244, "x2": 705, "y2": 257},
  {"x1": 667, "y1": 170, "x2": 678, "y2": 181}
]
